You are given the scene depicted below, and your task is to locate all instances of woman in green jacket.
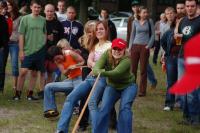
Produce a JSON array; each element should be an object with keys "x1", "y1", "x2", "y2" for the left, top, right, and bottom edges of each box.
[{"x1": 92, "y1": 38, "x2": 138, "y2": 133}]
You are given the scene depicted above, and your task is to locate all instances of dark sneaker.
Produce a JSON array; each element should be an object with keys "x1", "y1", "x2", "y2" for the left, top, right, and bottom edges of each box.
[
  {"x1": 13, "y1": 90, "x2": 21, "y2": 100},
  {"x1": 27, "y1": 95, "x2": 39, "y2": 101},
  {"x1": 55, "y1": 130, "x2": 64, "y2": 133},
  {"x1": 73, "y1": 107, "x2": 79, "y2": 115},
  {"x1": 13, "y1": 95, "x2": 20, "y2": 101},
  {"x1": 44, "y1": 110, "x2": 59, "y2": 118},
  {"x1": 37, "y1": 91, "x2": 44, "y2": 99}
]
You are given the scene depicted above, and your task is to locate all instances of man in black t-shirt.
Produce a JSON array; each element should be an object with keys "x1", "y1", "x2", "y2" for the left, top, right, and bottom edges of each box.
[
  {"x1": 36, "y1": 4, "x2": 64, "y2": 98},
  {"x1": 175, "y1": 0, "x2": 200, "y2": 125}
]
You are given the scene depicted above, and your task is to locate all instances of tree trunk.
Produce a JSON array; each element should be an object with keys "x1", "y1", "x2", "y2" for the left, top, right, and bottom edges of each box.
[{"x1": 79, "y1": 0, "x2": 88, "y2": 25}]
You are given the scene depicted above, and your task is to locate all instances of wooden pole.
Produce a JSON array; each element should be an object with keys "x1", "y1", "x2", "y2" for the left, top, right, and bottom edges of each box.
[{"x1": 72, "y1": 73, "x2": 101, "y2": 133}]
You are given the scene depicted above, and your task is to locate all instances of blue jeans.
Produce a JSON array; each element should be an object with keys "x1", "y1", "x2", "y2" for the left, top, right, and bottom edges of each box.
[
  {"x1": 178, "y1": 58, "x2": 200, "y2": 122},
  {"x1": 8, "y1": 43, "x2": 19, "y2": 76},
  {"x1": 43, "y1": 76, "x2": 82, "y2": 112},
  {"x1": 94, "y1": 84, "x2": 138, "y2": 133},
  {"x1": 147, "y1": 64, "x2": 157, "y2": 85},
  {"x1": 88, "y1": 77, "x2": 106, "y2": 129},
  {"x1": 183, "y1": 89, "x2": 200, "y2": 123},
  {"x1": 56, "y1": 76, "x2": 106, "y2": 133},
  {"x1": 165, "y1": 56, "x2": 178, "y2": 107},
  {"x1": 0, "y1": 46, "x2": 9, "y2": 90},
  {"x1": 54, "y1": 68, "x2": 61, "y2": 82},
  {"x1": 176, "y1": 58, "x2": 185, "y2": 108},
  {"x1": 177, "y1": 58, "x2": 185, "y2": 80}
]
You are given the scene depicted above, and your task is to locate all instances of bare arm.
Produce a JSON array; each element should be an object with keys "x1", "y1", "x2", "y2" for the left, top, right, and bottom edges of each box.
[
  {"x1": 70, "y1": 50, "x2": 85, "y2": 68},
  {"x1": 19, "y1": 34, "x2": 25, "y2": 61},
  {"x1": 56, "y1": 63, "x2": 70, "y2": 75},
  {"x1": 87, "y1": 51, "x2": 95, "y2": 68}
]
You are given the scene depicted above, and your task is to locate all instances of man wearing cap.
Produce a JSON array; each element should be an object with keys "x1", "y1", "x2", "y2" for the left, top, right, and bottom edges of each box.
[{"x1": 174, "y1": 0, "x2": 200, "y2": 125}]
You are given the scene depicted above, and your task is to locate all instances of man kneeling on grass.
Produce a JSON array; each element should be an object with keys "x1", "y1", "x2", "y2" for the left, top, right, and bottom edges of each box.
[{"x1": 43, "y1": 42, "x2": 84, "y2": 118}]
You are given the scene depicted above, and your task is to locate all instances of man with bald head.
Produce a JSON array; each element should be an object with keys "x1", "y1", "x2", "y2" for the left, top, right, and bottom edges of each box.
[
  {"x1": 44, "y1": 4, "x2": 64, "y2": 50},
  {"x1": 43, "y1": 4, "x2": 64, "y2": 87}
]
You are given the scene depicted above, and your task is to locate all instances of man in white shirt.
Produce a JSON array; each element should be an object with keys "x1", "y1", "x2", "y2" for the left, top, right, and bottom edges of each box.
[{"x1": 56, "y1": 0, "x2": 67, "y2": 22}]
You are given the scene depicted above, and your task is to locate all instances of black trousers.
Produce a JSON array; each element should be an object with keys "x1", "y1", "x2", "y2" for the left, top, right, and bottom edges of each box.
[
  {"x1": 153, "y1": 40, "x2": 161, "y2": 64},
  {"x1": 0, "y1": 46, "x2": 9, "y2": 91}
]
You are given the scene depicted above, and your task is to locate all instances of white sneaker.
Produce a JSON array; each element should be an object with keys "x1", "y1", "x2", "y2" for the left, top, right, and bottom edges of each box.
[{"x1": 163, "y1": 106, "x2": 171, "y2": 111}]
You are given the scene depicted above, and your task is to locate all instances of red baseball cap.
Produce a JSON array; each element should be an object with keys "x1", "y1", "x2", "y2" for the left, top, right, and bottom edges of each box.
[
  {"x1": 169, "y1": 34, "x2": 200, "y2": 95},
  {"x1": 111, "y1": 38, "x2": 127, "y2": 50}
]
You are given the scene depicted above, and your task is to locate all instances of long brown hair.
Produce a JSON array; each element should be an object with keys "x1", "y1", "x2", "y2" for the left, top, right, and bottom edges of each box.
[
  {"x1": 96, "y1": 20, "x2": 109, "y2": 39},
  {"x1": 7, "y1": 0, "x2": 20, "y2": 20}
]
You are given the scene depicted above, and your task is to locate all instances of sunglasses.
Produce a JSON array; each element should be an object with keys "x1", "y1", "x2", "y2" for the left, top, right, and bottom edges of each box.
[{"x1": 112, "y1": 47, "x2": 123, "y2": 51}]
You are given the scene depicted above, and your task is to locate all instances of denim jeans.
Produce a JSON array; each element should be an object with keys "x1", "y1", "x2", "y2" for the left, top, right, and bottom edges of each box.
[
  {"x1": 177, "y1": 58, "x2": 185, "y2": 80},
  {"x1": 165, "y1": 56, "x2": 178, "y2": 107},
  {"x1": 176, "y1": 58, "x2": 185, "y2": 108},
  {"x1": 178, "y1": 58, "x2": 200, "y2": 122},
  {"x1": 56, "y1": 76, "x2": 106, "y2": 133},
  {"x1": 88, "y1": 77, "x2": 106, "y2": 129},
  {"x1": 94, "y1": 84, "x2": 138, "y2": 133},
  {"x1": 183, "y1": 89, "x2": 200, "y2": 123},
  {"x1": 147, "y1": 64, "x2": 157, "y2": 86},
  {"x1": 0, "y1": 46, "x2": 9, "y2": 90},
  {"x1": 54, "y1": 68, "x2": 61, "y2": 82},
  {"x1": 43, "y1": 76, "x2": 82, "y2": 112},
  {"x1": 8, "y1": 43, "x2": 19, "y2": 76}
]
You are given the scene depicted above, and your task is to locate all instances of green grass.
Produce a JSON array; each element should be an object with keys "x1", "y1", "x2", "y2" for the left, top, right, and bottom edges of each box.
[{"x1": 0, "y1": 56, "x2": 200, "y2": 133}]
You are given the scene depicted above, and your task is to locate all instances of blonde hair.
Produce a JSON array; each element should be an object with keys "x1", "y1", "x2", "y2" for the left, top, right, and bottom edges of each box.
[
  {"x1": 165, "y1": 7, "x2": 175, "y2": 13},
  {"x1": 80, "y1": 20, "x2": 98, "y2": 52},
  {"x1": 57, "y1": 39, "x2": 72, "y2": 49}
]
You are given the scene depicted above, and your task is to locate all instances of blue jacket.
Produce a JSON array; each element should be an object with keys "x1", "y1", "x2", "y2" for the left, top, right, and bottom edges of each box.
[
  {"x1": 160, "y1": 28, "x2": 175, "y2": 57},
  {"x1": 62, "y1": 19, "x2": 83, "y2": 49}
]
